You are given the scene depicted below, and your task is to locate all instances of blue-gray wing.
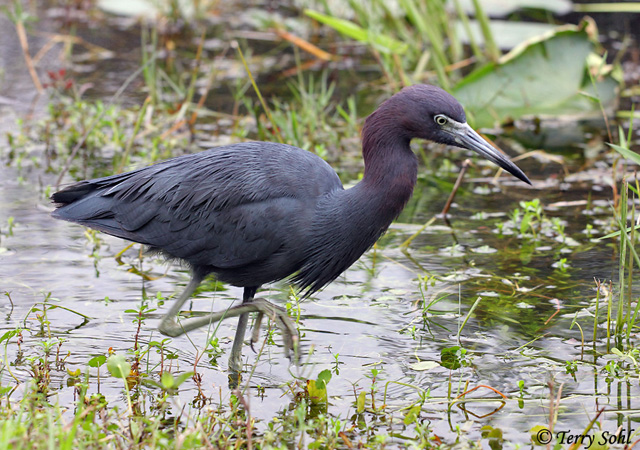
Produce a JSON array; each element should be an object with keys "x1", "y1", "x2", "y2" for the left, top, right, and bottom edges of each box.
[{"x1": 52, "y1": 142, "x2": 342, "y2": 270}]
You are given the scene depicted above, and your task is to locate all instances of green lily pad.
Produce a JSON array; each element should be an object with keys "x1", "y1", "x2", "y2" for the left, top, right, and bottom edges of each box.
[
  {"x1": 106, "y1": 354, "x2": 131, "y2": 379},
  {"x1": 410, "y1": 360, "x2": 440, "y2": 371},
  {"x1": 453, "y1": 24, "x2": 619, "y2": 128}
]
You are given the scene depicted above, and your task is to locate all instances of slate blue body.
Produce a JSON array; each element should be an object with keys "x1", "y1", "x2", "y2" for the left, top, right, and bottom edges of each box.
[
  {"x1": 52, "y1": 141, "x2": 400, "y2": 294},
  {"x1": 52, "y1": 85, "x2": 529, "y2": 365}
]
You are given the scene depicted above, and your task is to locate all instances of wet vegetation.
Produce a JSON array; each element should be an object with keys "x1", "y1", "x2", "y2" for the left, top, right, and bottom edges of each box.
[{"x1": 1, "y1": 0, "x2": 640, "y2": 448}]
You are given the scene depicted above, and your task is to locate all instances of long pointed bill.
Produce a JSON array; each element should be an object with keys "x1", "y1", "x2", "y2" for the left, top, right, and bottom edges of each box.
[{"x1": 449, "y1": 122, "x2": 531, "y2": 185}]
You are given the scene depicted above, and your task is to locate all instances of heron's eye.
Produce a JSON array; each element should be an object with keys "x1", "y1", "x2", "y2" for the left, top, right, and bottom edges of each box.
[{"x1": 434, "y1": 114, "x2": 448, "y2": 126}]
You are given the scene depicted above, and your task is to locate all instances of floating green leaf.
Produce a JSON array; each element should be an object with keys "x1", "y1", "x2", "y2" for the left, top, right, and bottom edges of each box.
[
  {"x1": 107, "y1": 354, "x2": 131, "y2": 379},
  {"x1": 409, "y1": 360, "x2": 440, "y2": 371},
  {"x1": 88, "y1": 355, "x2": 106, "y2": 368}
]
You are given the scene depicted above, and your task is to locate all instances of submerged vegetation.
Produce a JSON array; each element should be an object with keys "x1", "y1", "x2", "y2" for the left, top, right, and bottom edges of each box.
[{"x1": 1, "y1": 0, "x2": 640, "y2": 448}]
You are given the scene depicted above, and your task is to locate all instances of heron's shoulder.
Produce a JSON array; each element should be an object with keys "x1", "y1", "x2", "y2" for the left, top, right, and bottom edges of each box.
[
  {"x1": 184, "y1": 141, "x2": 342, "y2": 192},
  {"x1": 199, "y1": 141, "x2": 334, "y2": 170}
]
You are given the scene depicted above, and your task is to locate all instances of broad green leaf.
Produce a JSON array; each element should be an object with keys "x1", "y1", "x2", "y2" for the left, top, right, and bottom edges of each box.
[
  {"x1": 307, "y1": 369, "x2": 332, "y2": 405},
  {"x1": 88, "y1": 355, "x2": 106, "y2": 368},
  {"x1": 356, "y1": 391, "x2": 366, "y2": 413},
  {"x1": 307, "y1": 379, "x2": 327, "y2": 404},
  {"x1": 315, "y1": 369, "x2": 332, "y2": 389},
  {"x1": 454, "y1": 24, "x2": 619, "y2": 128},
  {"x1": 107, "y1": 354, "x2": 131, "y2": 379},
  {"x1": 0, "y1": 329, "x2": 19, "y2": 344},
  {"x1": 161, "y1": 371, "x2": 174, "y2": 389}
]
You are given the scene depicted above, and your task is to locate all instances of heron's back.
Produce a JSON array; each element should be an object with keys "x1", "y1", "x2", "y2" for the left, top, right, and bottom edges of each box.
[{"x1": 52, "y1": 142, "x2": 343, "y2": 286}]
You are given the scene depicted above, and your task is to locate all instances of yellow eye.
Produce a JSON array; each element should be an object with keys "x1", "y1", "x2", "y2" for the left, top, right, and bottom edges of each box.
[{"x1": 434, "y1": 115, "x2": 448, "y2": 126}]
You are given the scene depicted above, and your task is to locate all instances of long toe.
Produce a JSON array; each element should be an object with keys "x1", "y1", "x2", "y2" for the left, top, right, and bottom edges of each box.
[
  {"x1": 250, "y1": 311, "x2": 265, "y2": 353},
  {"x1": 251, "y1": 298, "x2": 299, "y2": 364},
  {"x1": 276, "y1": 314, "x2": 300, "y2": 364}
]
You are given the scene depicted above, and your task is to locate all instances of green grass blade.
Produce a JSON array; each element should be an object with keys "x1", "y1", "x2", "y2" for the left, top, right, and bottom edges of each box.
[
  {"x1": 608, "y1": 143, "x2": 640, "y2": 165},
  {"x1": 305, "y1": 9, "x2": 408, "y2": 55}
]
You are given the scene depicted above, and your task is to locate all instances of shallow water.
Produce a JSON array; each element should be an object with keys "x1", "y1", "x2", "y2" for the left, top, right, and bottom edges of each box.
[
  {"x1": 2, "y1": 153, "x2": 635, "y2": 444},
  {"x1": 1, "y1": 2, "x2": 640, "y2": 446}
]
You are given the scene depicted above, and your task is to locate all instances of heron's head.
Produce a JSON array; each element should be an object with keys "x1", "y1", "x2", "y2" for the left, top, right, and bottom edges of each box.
[{"x1": 379, "y1": 84, "x2": 531, "y2": 185}]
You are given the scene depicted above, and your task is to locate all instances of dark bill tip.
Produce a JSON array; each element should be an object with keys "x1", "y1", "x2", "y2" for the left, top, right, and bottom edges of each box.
[{"x1": 455, "y1": 123, "x2": 531, "y2": 185}]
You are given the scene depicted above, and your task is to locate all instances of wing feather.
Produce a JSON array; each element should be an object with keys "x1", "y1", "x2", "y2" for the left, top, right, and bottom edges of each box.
[{"x1": 52, "y1": 142, "x2": 342, "y2": 272}]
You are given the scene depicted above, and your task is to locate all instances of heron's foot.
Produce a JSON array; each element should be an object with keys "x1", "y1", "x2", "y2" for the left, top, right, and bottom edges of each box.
[
  {"x1": 248, "y1": 298, "x2": 299, "y2": 364},
  {"x1": 158, "y1": 318, "x2": 183, "y2": 337},
  {"x1": 249, "y1": 311, "x2": 264, "y2": 353},
  {"x1": 157, "y1": 297, "x2": 299, "y2": 365}
]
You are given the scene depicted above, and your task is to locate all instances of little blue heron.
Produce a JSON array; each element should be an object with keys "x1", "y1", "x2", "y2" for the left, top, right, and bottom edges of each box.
[{"x1": 51, "y1": 84, "x2": 530, "y2": 372}]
